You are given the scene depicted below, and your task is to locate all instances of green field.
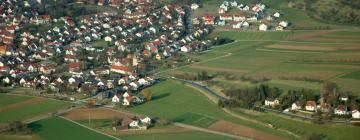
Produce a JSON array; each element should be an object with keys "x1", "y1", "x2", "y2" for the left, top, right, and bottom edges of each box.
[
  {"x1": 118, "y1": 131, "x2": 236, "y2": 140},
  {"x1": 28, "y1": 117, "x2": 116, "y2": 140},
  {"x1": 233, "y1": 109, "x2": 360, "y2": 140},
  {"x1": 168, "y1": 30, "x2": 360, "y2": 95},
  {"x1": 342, "y1": 71, "x2": 360, "y2": 80},
  {"x1": 0, "y1": 97, "x2": 69, "y2": 123},
  {"x1": 0, "y1": 94, "x2": 32, "y2": 107},
  {"x1": 128, "y1": 80, "x2": 297, "y2": 139}
]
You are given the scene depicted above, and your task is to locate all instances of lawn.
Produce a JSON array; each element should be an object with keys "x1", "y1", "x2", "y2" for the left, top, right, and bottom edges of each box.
[
  {"x1": 28, "y1": 117, "x2": 116, "y2": 140},
  {"x1": 118, "y1": 131, "x2": 236, "y2": 140},
  {"x1": 128, "y1": 80, "x2": 298, "y2": 139},
  {"x1": 0, "y1": 94, "x2": 32, "y2": 107},
  {"x1": 233, "y1": 109, "x2": 360, "y2": 140},
  {"x1": 0, "y1": 100, "x2": 69, "y2": 123}
]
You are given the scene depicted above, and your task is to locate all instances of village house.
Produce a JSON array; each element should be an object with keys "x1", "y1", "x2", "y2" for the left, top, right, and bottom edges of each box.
[
  {"x1": 305, "y1": 101, "x2": 316, "y2": 112},
  {"x1": 334, "y1": 105, "x2": 348, "y2": 115},
  {"x1": 110, "y1": 65, "x2": 132, "y2": 75},
  {"x1": 264, "y1": 98, "x2": 280, "y2": 107},
  {"x1": 319, "y1": 103, "x2": 332, "y2": 113},
  {"x1": 352, "y1": 109, "x2": 360, "y2": 119},
  {"x1": 202, "y1": 15, "x2": 215, "y2": 25},
  {"x1": 112, "y1": 94, "x2": 120, "y2": 103},
  {"x1": 291, "y1": 101, "x2": 302, "y2": 110},
  {"x1": 259, "y1": 24, "x2": 268, "y2": 31}
]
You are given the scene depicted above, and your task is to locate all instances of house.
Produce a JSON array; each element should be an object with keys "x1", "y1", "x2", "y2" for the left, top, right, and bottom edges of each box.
[
  {"x1": 218, "y1": 8, "x2": 226, "y2": 14},
  {"x1": 68, "y1": 62, "x2": 82, "y2": 74},
  {"x1": 273, "y1": 12, "x2": 280, "y2": 18},
  {"x1": 110, "y1": 65, "x2": 132, "y2": 75},
  {"x1": 259, "y1": 24, "x2": 268, "y2": 31},
  {"x1": 191, "y1": 3, "x2": 199, "y2": 10},
  {"x1": 112, "y1": 95, "x2": 120, "y2": 103},
  {"x1": 291, "y1": 101, "x2": 302, "y2": 110},
  {"x1": 217, "y1": 20, "x2": 226, "y2": 26},
  {"x1": 339, "y1": 96, "x2": 348, "y2": 102},
  {"x1": 233, "y1": 14, "x2": 245, "y2": 21},
  {"x1": 180, "y1": 45, "x2": 190, "y2": 53},
  {"x1": 40, "y1": 64, "x2": 56, "y2": 74},
  {"x1": 352, "y1": 110, "x2": 360, "y2": 119},
  {"x1": 123, "y1": 96, "x2": 132, "y2": 106},
  {"x1": 334, "y1": 105, "x2": 348, "y2": 115},
  {"x1": 0, "y1": 65, "x2": 9, "y2": 73},
  {"x1": 264, "y1": 98, "x2": 279, "y2": 107},
  {"x1": 230, "y1": 1, "x2": 238, "y2": 7},
  {"x1": 202, "y1": 15, "x2": 215, "y2": 25},
  {"x1": 279, "y1": 21, "x2": 289, "y2": 28},
  {"x1": 320, "y1": 103, "x2": 331, "y2": 113},
  {"x1": 305, "y1": 101, "x2": 316, "y2": 112},
  {"x1": 219, "y1": 14, "x2": 232, "y2": 21}
]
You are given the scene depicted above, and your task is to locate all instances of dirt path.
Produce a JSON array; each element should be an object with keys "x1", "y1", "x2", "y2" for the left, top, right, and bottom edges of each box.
[{"x1": 0, "y1": 98, "x2": 46, "y2": 113}]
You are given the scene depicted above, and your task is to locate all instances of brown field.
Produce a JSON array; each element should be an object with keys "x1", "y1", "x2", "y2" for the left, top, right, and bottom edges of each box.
[
  {"x1": 266, "y1": 44, "x2": 339, "y2": 51},
  {"x1": 249, "y1": 71, "x2": 339, "y2": 80},
  {"x1": 190, "y1": 65, "x2": 249, "y2": 74},
  {"x1": 287, "y1": 30, "x2": 337, "y2": 40},
  {"x1": 0, "y1": 98, "x2": 46, "y2": 113},
  {"x1": 208, "y1": 120, "x2": 286, "y2": 140},
  {"x1": 62, "y1": 108, "x2": 134, "y2": 120},
  {"x1": 340, "y1": 45, "x2": 360, "y2": 50},
  {"x1": 310, "y1": 38, "x2": 360, "y2": 43}
]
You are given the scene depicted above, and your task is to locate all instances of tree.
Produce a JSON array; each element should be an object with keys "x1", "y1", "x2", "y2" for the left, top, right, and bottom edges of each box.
[
  {"x1": 6, "y1": 121, "x2": 32, "y2": 134},
  {"x1": 112, "y1": 117, "x2": 123, "y2": 128},
  {"x1": 321, "y1": 82, "x2": 339, "y2": 103},
  {"x1": 142, "y1": 88, "x2": 152, "y2": 101}
]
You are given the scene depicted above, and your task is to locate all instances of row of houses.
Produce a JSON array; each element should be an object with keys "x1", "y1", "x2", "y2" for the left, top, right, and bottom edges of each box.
[
  {"x1": 265, "y1": 98, "x2": 360, "y2": 119},
  {"x1": 198, "y1": 1, "x2": 290, "y2": 31}
]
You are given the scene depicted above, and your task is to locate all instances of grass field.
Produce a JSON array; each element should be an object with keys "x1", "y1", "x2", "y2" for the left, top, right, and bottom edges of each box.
[
  {"x1": 118, "y1": 131, "x2": 236, "y2": 140},
  {"x1": 168, "y1": 30, "x2": 360, "y2": 95},
  {"x1": 128, "y1": 80, "x2": 298, "y2": 139},
  {"x1": 233, "y1": 109, "x2": 360, "y2": 140},
  {"x1": 28, "y1": 117, "x2": 116, "y2": 140},
  {"x1": 0, "y1": 94, "x2": 32, "y2": 107},
  {"x1": 0, "y1": 100, "x2": 69, "y2": 123}
]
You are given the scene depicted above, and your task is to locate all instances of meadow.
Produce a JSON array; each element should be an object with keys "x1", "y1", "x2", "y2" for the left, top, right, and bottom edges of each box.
[
  {"x1": 167, "y1": 30, "x2": 360, "y2": 95},
  {"x1": 0, "y1": 94, "x2": 32, "y2": 107},
  {"x1": 28, "y1": 117, "x2": 116, "y2": 140},
  {"x1": 0, "y1": 94, "x2": 70, "y2": 124},
  {"x1": 128, "y1": 80, "x2": 298, "y2": 139}
]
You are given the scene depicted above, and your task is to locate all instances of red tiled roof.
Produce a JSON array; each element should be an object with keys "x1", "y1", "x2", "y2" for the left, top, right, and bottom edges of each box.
[
  {"x1": 306, "y1": 101, "x2": 316, "y2": 107},
  {"x1": 111, "y1": 65, "x2": 131, "y2": 72}
]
